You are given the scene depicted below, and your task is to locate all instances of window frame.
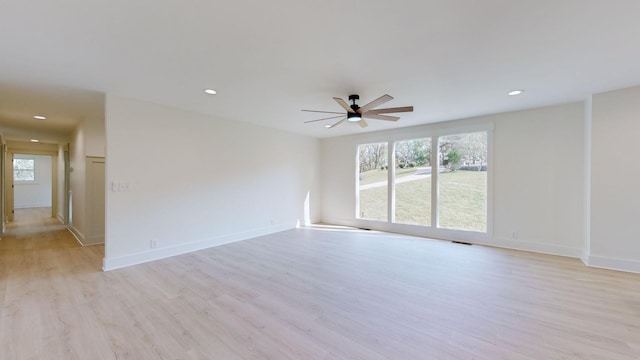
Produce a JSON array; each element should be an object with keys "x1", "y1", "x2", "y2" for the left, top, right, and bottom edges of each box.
[
  {"x1": 13, "y1": 158, "x2": 37, "y2": 184},
  {"x1": 353, "y1": 124, "x2": 494, "y2": 241}
]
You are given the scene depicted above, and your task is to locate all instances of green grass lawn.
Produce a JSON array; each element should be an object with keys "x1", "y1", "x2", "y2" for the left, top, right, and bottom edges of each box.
[
  {"x1": 359, "y1": 170, "x2": 486, "y2": 231},
  {"x1": 358, "y1": 167, "x2": 415, "y2": 186}
]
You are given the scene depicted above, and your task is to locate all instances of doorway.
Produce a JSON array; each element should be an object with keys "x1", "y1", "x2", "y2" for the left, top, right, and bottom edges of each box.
[
  {"x1": 4, "y1": 149, "x2": 62, "y2": 234},
  {"x1": 6, "y1": 153, "x2": 66, "y2": 235}
]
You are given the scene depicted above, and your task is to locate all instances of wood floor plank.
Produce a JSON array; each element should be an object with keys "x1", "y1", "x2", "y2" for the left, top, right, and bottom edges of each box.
[{"x1": 2, "y1": 210, "x2": 640, "y2": 359}]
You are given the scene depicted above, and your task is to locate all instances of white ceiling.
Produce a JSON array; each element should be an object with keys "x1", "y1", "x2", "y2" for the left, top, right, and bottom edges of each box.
[{"x1": 1, "y1": 1, "x2": 640, "y2": 141}]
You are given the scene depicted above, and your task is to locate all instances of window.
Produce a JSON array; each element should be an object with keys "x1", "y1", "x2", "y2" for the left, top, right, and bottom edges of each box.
[
  {"x1": 14, "y1": 158, "x2": 35, "y2": 182},
  {"x1": 357, "y1": 142, "x2": 388, "y2": 221},
  {"x1": 394, "y1": 138, "x2": 431, "y2": 226},
  {"x1": 437, "y1": 132, "x2": 488, "y2": 232},
  {"x1": 356, "y1": 130, "x2": 489, "y2": 233}
]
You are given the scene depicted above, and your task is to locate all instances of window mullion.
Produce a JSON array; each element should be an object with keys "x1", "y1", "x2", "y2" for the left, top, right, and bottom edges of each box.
[
  {"x1": 431, "y1": 136, "x2": 439, "y2": 228},
  {"x1": 388, "y1": 141, "x2": 395, "y2": 223}
]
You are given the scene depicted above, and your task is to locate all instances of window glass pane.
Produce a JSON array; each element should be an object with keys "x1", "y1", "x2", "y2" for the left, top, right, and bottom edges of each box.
[
  {"x1": 438, "y1": 132, "x2": 487, "y2": 232},
  {"x1": 14, "y1": 159, "x2": 35, "y2": 181},
  {"x1": 394, "y1": 138, "x2": 431, "y2": 226},
  {"x1": 358, "y1": 142, "x2": 388, "y2": 221}
]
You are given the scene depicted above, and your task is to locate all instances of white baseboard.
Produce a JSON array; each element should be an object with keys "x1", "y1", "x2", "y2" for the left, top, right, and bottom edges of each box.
[
  {"x1": 83, "y1": 234, "x2": 104, "y2": 246},
  {"x1": 586, "y1": 255, "x2": 640, "y2": 274},
  {"x1": 580, "y1": 249, "x2": 590, "y2": 266},
  {"x1": 103, "y1": 224, "x2": 291, "y2": 271},
  {"x1": 14, "y1": 203, "x2": 52, "y2": 209},
  {"x1": 321, "y1": 217, "x2": 582, "y2": 259},
  {"x1": 68, "y1": 225, "x2": 85, "y2": 246},
  {"x1": 484, "y1": 237, "x2": 582, "y2": 259}
]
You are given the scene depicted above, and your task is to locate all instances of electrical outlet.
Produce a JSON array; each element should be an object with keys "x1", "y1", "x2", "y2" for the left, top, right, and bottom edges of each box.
[
  {"x1": 512, "y1": 232, "x2": 519, "y2": 240},
  {"x1": 150, "y1": 239, "x2": 157, "y2": 248},
  {"x1": 119, "y1": 182, "x2": 130, "y2": 192}
]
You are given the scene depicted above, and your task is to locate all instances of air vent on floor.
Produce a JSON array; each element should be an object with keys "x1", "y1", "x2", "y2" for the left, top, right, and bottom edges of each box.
[{"x1": 452, "y1": 241, "x2": 472, "y2": 246}]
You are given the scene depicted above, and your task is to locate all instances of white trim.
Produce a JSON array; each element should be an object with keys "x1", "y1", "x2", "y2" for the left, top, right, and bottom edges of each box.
[
  {"x1": 586, "y1": 255, "x2": 640, "y2": 274},
  {"x1": 583, "y1": 96, "x2": 592, "y2": 263},
  {"x1": 355, "y1": 129, "x2": 492, "y2": 236},
  {"x1": 67, "y1": 225, "x2": 85, "y2": 246},
  {"x1": 319, "y1": 218, "x2": 640, "y2": 274},
  {"x1": 83, "y1": 234, "x2": 104, "y2": 246},
  {"x1": 482, "y1": 237, "x2": 582, "y2": 259},
  {"x1": 431, "y1": 137, "x2": 438, "y2": 227},
  {"x1": 580, "y1": 247, "x2": 590, "y2": 265},
  {"x1": 103, "y1": 224, "x2": 291, "y2": 271},
  {"x1": 321, "y1": 216, "x2": 580, "y2": 258},
  {"x1": 14, "y1": 202, "x2": 52, "y2": 209},
  {"x1": 387, "y1": 141, "x2": 395, "y2": 223}
]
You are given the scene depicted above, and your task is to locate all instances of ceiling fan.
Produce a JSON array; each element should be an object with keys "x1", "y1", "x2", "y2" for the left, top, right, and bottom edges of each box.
[{"x1": 302, "y1": 94, "x2": 413, "y2": 128}]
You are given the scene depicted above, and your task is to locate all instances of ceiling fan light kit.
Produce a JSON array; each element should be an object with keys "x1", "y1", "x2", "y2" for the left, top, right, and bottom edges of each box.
[
  {"x1": 302, "y1": 94, "x2": 413, "y2": 129},
  {"x1": 347, "y1": 113, "x2": 362, "y2": 122}
]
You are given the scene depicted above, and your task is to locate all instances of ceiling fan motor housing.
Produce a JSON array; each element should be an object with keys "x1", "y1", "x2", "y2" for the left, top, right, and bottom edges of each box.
[
  {"x1": 348, "y1": 94, "x2": 360, "y2": 113},
  {"x1": 347, "y1": 94, "x2": 362, "y2": 121}
]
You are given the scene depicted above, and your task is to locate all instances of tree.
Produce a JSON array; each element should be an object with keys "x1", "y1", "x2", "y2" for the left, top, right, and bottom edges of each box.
[
  {"x1": 446, "y1": 149, "x2": 462, "y2": 171},
  {"x1": 395, "y1": 139, "x2": 430, "y2": 169},
  {"x1": 359, "y1": 143, "x2": 388, "y2": 172}
]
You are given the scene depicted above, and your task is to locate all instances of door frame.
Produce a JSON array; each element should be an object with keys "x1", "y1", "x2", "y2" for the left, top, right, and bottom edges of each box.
[{"x1": 5, "y1": 150, "x2": 60, "y2": 222}]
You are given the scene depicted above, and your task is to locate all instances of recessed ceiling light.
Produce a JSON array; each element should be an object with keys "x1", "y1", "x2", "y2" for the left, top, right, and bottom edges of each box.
[
  {"x1": 508, "y1": 90, "x2": 524, "y2": 96},
  {"x1": 325, "y1": 124, "x2": 332, "y2": 128},
  {"x1": 34, "y1": 115, "x2": 46, "y2": 120},
  {"x1": 30, "y1": 139, "x2": 39, "y2": 143},
  {"x1": 204, "y1": 89, "x2": 217, "y2": 95}
]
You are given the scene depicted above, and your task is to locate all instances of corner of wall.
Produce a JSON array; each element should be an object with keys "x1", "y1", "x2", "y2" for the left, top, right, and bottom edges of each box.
[
  {"x1": 583, "y1": 95, "x2": 592, "y2": 264},
  {"x1": 67, "y1": 225, "x2": 85, "y2": 246},
  {"x1": 586, "y1": 256, "x2": 640, "y2": 274}
]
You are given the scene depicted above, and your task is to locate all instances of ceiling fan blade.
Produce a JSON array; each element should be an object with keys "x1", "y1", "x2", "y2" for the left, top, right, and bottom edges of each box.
[
  {"x1": 302, "y1": 109, "x2": 345, "y2": 115},
  {"x1": 358, "y1": 119, "x2": 368, "y2": 128},
  {"x1": 366, "y1": 106, "x2": 413, "y2": 114},
  {"x1": 358, "y1": 94, "x2": 393, "y2": 114},
  {"x1": 333, "y1": 97, "x2": 356, "y2": 113},
  {"x1": 327, "y1": 117, "x2": 347, "y2": 128},
  {"x1": 363, "y1": 113, "x2": 400, "y2": 121},
  {"x1": 303, "y1": 115, "x2": 346, "y2": 123}
]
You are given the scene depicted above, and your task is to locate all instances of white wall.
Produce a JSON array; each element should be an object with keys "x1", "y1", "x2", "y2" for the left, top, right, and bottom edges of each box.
[
  {"x1": 68, "y1": 113, "x2": 106, "y2": 244},
  {"x1": 84, "y1": 114, "x2": 106, "y2": 157},
  {"x1": 589, "y1": 85, "x2": 640, "y2": 272},
  {"x1": 322, "y1": 103, "x2": 585, "y2": 257},
  {"x1": 103, "y1": 95, "x2": 321, "y2": 270},
  {"x1": 14, "y1": 154, "x2": 52, "y2": 209}
]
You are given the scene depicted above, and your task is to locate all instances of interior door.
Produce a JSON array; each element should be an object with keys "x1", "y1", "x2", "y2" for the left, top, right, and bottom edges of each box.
[{"x1": 86, "y1": 157, "x2": 105, "y2": 243}]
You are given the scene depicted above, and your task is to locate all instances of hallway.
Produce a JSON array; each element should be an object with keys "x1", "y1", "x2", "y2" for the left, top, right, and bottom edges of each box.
[
  {"x1": 0, "y1": 206, "x2": 104, "y2": 281},
  {"x1": 5, "y1": 207, "x2": 66, "y2": 235}
]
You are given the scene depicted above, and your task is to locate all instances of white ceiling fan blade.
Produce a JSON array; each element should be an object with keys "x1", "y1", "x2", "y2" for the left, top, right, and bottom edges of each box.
[
  {"x1": 303, "y1": 115, "x2": 346, "y2": 123},
  {"x1": 302, "y1": 109, "x2": 345, "y2": 115},
  {"x1": 358, "y1": 119, "x2": 368, "y2": 128},
  {"x1": 333, "y1": 97, "x2": 356, "y2": 113},
  {"x1": 366, "y1": 106, "x2": 413, "y2": 114},
  {"x1": 327, "y1": 117, "x2": 347, "y2": 128},
  {"x1": 358, "y1": 94, "x2": 393, "y2": 114},
  {"x1": 363, "y1": 113, "x2": 400, "y2": 121}
]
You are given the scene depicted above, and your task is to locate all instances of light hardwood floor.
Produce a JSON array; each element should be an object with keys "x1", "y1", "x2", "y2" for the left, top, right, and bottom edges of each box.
[{"x1": 1, "y1": 214, "x2": 640, "y2": 359}]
